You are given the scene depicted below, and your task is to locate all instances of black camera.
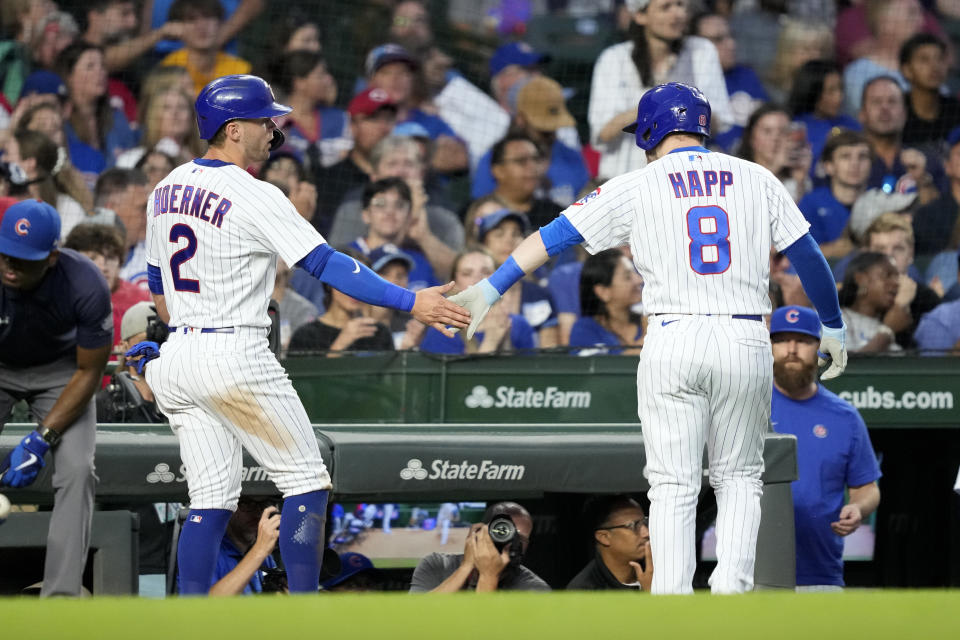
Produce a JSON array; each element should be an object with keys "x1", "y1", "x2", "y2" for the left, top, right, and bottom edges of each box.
[
  {"x1": 145, "y1": 308, "x2": 169, "y2": 344},
  {"x1": 488, "y1": 515, "x2": 524, "y2": 565},
  {"x1": 260, "y1": 567, "x2": 288, "y2": 593}
]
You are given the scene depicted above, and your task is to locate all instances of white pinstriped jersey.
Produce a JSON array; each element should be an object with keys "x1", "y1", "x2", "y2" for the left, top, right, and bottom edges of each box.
[
  {"x1": 562, "y1": 147, "x2": 810, "y2": 315},
  {"x1": 145, "y1": 159, "x2": 324, "y2": 329}
]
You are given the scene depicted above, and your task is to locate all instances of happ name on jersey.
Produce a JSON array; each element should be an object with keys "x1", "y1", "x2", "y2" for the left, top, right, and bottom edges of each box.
[
  {"x1": 152, "y1": 183, "x2": 232, "y2": 229},
  {"x1": 668, "y1": 170, "x2": 734, "y2": 199}
]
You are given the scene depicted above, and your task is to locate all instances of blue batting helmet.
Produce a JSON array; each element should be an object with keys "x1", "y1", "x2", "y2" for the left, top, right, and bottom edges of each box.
[
  {"x1": 195, "y1": 75, "x2": 292, "y2": 143},
  {"x1": 622, "y1": 82, "x2": 711, "y2": 151}
]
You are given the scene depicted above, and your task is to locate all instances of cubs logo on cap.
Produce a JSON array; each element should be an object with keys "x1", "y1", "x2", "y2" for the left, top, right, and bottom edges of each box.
[
  {"x1": 0, "y1": 200, "x2": 61, "y2": 261},
  {"x1": 769, "y1": 305, "x2": 821, "y2": 339}
]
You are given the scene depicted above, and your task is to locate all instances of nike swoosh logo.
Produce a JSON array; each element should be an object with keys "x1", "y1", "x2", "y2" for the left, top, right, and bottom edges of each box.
[
  {"x1": 661, "y1": 319, "x2": 679, "y2": 326},
  {"x1": 14, "y1": 453, "x2": 38, "y2": 471},
  {"x1": 351, "y1": 259, "x2": 360, "y2": 274}
]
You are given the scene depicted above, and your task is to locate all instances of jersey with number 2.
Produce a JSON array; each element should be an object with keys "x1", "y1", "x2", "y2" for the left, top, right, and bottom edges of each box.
[
  {"x1": 145, "y1": 158, "x2": 324, "y2": 329},
  {"x1": 562, "y1": 147, "x2": 809, "y2": 315}
]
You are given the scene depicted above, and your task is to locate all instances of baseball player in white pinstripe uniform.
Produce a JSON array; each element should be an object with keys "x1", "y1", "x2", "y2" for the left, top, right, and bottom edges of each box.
[
  {"x1": 135, "y1": 75, "x2": 468, "y2": 594},
  {"x1": 451, "y1": 83, "x2": 848, "y2": 594}
]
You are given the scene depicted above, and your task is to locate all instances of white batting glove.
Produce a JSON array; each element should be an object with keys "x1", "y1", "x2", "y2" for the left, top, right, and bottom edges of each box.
[
  {"x1": 448, "y1": 279, "x2": 501, "y2": 339},
  {"x1": 818, "y1": 323, "x2": 848, "y2": 381}
]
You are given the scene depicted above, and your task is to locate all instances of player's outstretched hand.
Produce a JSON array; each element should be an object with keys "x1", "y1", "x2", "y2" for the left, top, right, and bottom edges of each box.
[
  {"x1": 447, "y1": 279, "x2": 501, "y2": 339},
  {"x1": 124, "y1": 341, "x2": 161, "y2": 375},
  {"x1": 818, "y1": 324, "x2": 847, "y2": 381},
  {"x1": 412, "y1": 281, "x2": 471, "y2": 337}
]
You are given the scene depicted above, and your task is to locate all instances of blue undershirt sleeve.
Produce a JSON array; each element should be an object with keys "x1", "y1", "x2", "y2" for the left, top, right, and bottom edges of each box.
[
  {"x1": 540, "y1": 215, "x2": 585, "y2": 257},
  {"x1": 147, "y1": 263, "x2": 163, "y2": 295},
  {"x1": 296, "y1": 244, "x2": 416, "y2": 312},
  {"x1": 782, "y1": 233, "x2": 843, "y2": 328}
]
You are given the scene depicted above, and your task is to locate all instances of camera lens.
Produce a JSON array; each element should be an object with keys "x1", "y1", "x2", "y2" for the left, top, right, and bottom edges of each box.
[{"x1": 488, "y1": 516, "x2": 516, "y2": 545}]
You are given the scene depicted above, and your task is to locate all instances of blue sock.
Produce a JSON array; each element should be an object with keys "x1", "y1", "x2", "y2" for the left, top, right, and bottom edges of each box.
[
  {"x1": 177, "y1": 508, "x2": 232, "y2": 595},
  {"x1": 279, "y1": 490, "x2": 329, "y2": 593}
]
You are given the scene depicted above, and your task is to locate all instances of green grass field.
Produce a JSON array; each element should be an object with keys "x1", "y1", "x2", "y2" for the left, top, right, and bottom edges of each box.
[{"x1": 2, "y1": 591, "x2": 958, "y2": 639}]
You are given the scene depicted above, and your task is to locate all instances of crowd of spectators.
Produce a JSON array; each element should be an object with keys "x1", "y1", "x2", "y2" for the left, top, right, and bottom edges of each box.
[{"x1": 3, "y1": 0, "x2": 960, "y2": 355}]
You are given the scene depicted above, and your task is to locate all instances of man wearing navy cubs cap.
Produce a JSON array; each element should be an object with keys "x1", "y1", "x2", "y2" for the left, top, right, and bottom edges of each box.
[
  {"x1": 0, "y1": 199, "x2": 113, "y2": 596},
  {"x1": 769, "y1": 305, "x2": 881, "y2": 591}
]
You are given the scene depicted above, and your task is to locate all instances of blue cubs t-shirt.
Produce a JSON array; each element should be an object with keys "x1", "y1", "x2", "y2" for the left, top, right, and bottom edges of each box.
[
  {"x1": 568, "y1": 316, "x2": 642, "y2": 354},
  {"x1": 0, "y1": 248, "x2": 113, "y2": 368},
  {"x1": 471, "y1": 139, "x2": 589, "y2": 207},
  {"x1": 420, "y1": 313, "x2": 535, "y2": 354},
  {"x1": 772, "y1": 385, "x2": 882, "y2": 586},
  {"x1": 798, "y1": 186, "x2": 852, "y2": 244},
  {"x1": 547, "y1": 261, "x2": 582, "y2": 316}
]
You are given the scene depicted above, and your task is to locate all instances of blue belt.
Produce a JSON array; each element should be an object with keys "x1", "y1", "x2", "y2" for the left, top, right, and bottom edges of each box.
[
  {"x1": 169, "y1": 326, "x2": 235, "y2": 334},
  {"x1": 654, "y1": 314, "x2": 762, "y2": 322}
]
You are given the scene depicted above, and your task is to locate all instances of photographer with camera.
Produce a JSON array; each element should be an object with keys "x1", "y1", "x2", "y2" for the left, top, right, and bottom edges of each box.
[
  {"x1": 409, "y1": 501, "x2": 549, "y2": 592},
  {"x1": 96, "y1": 301, "x2": 168, "y2": 424}
]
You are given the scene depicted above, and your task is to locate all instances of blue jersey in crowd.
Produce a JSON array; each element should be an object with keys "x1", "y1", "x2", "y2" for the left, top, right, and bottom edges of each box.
[
  {"x1": 794, "y1": 113, "x2": 861, "y2": 181},
  {"x1": 419, "y1": 313, "x2": 535, "y2": 354},
  {"x1": 568, "y1": 316, "x2": 642, "y2": 354},
  {"x1": 798, "y1": 186, "x2": 851, "y2": 244},
  {"x1": 0, "y1": 248, "x2": 113, "y2": 368},
  {"x1": 471, "y1": 139, "x2": 589, "y2": 207},
  {"x1": 914, "y1": 298, "x2": 960, "y2": 352},
  {"x1": 547, "y1": 261, "x2": 582, "y2": 316},
  {"x1": 713, "y1": 65, "x2": 768, "y2": 153},
  {"x1": 772, "y1": 385, "x2": 882, "y2": 587}
]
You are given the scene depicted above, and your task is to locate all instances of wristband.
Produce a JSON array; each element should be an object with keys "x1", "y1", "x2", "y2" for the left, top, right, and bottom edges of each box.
[
  {"x1": 488, "y1": 256, "x2": 525, "y2": 296},
  {"x1": 38, "y1": 423, "x2": 62, "y2": 449}
]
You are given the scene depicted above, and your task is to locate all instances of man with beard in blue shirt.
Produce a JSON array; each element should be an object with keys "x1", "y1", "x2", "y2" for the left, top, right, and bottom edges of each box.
[{"x1": 770, "y1": 305, "x2": 881, "y2": 590}]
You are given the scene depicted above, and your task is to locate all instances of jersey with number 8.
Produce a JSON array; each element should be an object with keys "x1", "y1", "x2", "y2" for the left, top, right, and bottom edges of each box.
[
  {"x1": 145, "y1": 159, "x2": 323, "y2": 329},
  {"x1": 563, "y1": 149, "x2": 809, "y2": 313}
]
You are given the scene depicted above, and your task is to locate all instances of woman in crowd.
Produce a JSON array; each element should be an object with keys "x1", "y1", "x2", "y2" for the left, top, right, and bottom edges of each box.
[
  {"x1": 787, "y1": 60, "x2": 862, "y2": 179},
  {"x1": 588, "y1": 0, "x2": 731, "y2": 179},
  {"x1": 569, "y1": 249, "x2": 645, "y2": 355},
  {"x1": 16, "y1": 101, "x2": 93, "y2": 211},
  {"x1": 272, "y1": 50, "x2": 350, "y2": 172},
  {"x1": 419, "y1": 249, "x2": 535, "y2": 355},
  {"x1": 3, "y1": 128, "x2": 89, "y2": 238},
  {"x1": 55, "y1": 42, "x2": 136, "y2": 182},
  {"x1": 738, "y1": 103, "x2": 812, "y2": 203},
  {"x1": 765, "y1": 18, "x2": 834, "y2": 106},
  {"x1": 287, "y1": 250, "x2": 395, "y2": 357},
  {"x1": 134, "y1": 149, "x2": 177, "y2": 191},
  {"x1": 116, "y1": 87, "x2": 204, "y2": 168},
  {"x1": 838, "y1": 251, "x2": 903, "y2": 353}
]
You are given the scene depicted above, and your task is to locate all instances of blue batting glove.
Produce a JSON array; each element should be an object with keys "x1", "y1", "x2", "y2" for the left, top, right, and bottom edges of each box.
[
  {"x1": 0, "y1": 431, "x2": 50, "y2": 488},
  {"x1": 124, "y1": 341, "x2": 161, "y2": 375}
]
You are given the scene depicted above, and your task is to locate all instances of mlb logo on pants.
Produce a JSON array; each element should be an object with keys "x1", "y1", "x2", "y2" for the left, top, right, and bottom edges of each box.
[{"x1": 189, "y1": 515, "x2": 203, "y2": 524}]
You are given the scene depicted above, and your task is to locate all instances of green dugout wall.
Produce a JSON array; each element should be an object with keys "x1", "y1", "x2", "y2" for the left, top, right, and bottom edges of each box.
[
  {"x1": 284, "y1": 352, "x2": 960, "y2": 427},
  {"x1": 283, "y1": 352, "x2": 960, "y2": 587}
]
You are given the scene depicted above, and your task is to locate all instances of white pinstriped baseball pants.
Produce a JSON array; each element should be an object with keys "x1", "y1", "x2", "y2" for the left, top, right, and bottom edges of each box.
[
  {"x1": 638, "y1": 314, "x2": 772, "y2": 595},
  {"x1": 147, "y1": 327, "x2": 332, "y2": 510}
]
